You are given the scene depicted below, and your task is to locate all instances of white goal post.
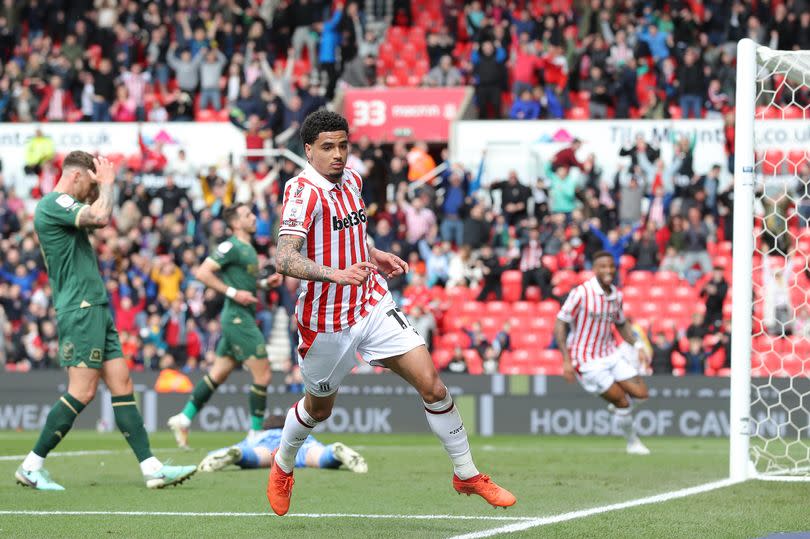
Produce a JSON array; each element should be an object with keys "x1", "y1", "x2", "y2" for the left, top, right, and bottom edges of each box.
[{"x1": 730, "y1": 39, "x2": 810, "y2": 482}]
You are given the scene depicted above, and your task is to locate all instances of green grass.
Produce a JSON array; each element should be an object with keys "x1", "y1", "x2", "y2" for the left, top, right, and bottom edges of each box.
[{"x1": 0, "y1": 431, "x2": 807, "y2": 538}]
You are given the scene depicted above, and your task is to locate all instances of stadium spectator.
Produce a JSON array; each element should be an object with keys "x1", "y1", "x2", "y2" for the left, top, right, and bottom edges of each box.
[
  {"x1": 627, "y1": 227, "x2": 661, "y2": 271},
  {"x1": 424, "y1": 55, "x2": 464, "y2": 87},
  {"x1": 680, "y1": 338, "x2": 708, "y2": 375},
  {"x1": 649, "y1": 331, "x2": 675, "y2": 375},
  {"x1": 700, "y1": 267, "x2": 729, "y2": 330},
  {"x1": 588, "y1": 218, "x2": 638, "y2": 266},
  {"x1": 318, "y1": 4, "x2": 344, "y2": 100},
  {"x1": 443, "y1": 347, "x2": 468, "y2": 374},
  {"x1": 199, "y1": 48, "x2": 228, "y2": 111},
  {"x1": 475, "y1": 245, "x2": 503, "y2": 301},
  {"x1": 679, "y1": 207, "x2": 713, "y2": 284},
  {"x1": 509, "y1": 89, "x2": 540, "y2": 120},
  {"x1": 23, "y1": 129, "x2": 55, "y2": 175},
  {"x1": 551, "y1": 140, "x2": 583, "y2": 170},
  {"x1": 408, "y1": 305, "x2": 437, "y2": 351},
  {"x1": 472, "y1": 40, "x2": 507, "y2": 119},
  {"x1": 492, "y1": 171, "x2": 531, "y2": 225},
  {"x1": 397, "y1": 186, "x2": 435, "y2": 247},
  {"x1": 37, "y1": 75, "x2": 75, "y2": 122},
  {"x1": 676, "y1": 48, "x2": 705, "y2": 119}
]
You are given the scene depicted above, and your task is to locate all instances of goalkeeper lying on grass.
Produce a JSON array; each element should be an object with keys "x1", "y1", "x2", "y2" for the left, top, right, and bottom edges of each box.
[{"x1": 199, "y1": 415, "x2": 367, "y2": 473}]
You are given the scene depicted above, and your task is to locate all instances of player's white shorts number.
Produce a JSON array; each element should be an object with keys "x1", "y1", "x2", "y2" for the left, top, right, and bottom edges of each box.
[{"x1": 299, "y1": 293, "x2": 425, "y2": 397}]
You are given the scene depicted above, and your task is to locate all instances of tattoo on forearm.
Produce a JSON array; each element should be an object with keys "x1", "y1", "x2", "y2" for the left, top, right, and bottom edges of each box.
[
  {"x1": 78, "y1": 183, "x2": 115, "y2": 228},
  {"x1": 277, "y1": 235, "x2": 335, "y2": 282}
]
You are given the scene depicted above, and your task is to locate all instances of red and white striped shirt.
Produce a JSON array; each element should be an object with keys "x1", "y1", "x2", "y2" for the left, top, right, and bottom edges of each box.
[
  {"x1": 557, "y1": 277, "x2": 626, "y2": 369},
  {"x1": 279, "y1": 164, "x2": 388, "y2": 334}
]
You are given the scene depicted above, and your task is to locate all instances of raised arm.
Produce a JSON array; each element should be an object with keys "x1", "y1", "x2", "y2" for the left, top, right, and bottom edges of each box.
[{"x1": 76, "y1": 156, "x2": 116, "y2": 228}]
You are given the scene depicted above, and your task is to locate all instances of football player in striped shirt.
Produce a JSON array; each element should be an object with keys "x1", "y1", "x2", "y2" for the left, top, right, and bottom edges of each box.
[
  {"x1": 554, "y1": 251, "x2": 652, "y2": 455},
  {"x1": 265, "y1": 110, "x2": 516, "y2": 515}
]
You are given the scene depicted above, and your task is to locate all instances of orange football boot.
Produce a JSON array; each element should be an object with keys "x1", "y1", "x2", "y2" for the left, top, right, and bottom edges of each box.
[
  {"x1": 453, "y1": 474, "x2": 517, "y2": 508},
  {"x1": 266, "y1": 449, "x2": 295, "y2": 516}
]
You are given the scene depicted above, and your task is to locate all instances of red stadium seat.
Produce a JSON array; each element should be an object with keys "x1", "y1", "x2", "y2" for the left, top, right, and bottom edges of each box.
[
  {"x1": 433, "y1": 349, "x2": 453, "y2": 369},
  {"x1": 501, "y1": 270, "x2": 523, "y2": 302},
  {"x1": 439, "y1": 332, "x2": 470, "y2": 349},
  {"x1": 462, "y1": 350, "x2": 484, "y2": 375},
  {"x1": 626, "y1": 271, "x2": 654, "y2": 286},
  {"x1": 566, "y1": 106, "x2": 589, "y2": 120}
]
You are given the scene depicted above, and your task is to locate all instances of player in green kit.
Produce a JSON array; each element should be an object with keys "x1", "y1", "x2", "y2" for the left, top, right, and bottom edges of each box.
[
  {"x1": 168, "y1": 203, "x2": 281, "y2": 448},
  {"x1": 15, "y1": 151, "x2": 197, "y2": 491}
]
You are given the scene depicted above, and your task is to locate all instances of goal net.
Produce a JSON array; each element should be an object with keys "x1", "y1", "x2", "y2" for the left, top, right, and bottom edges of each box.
[{"x1": 730, "y1": 39, "x2": 810, "y2": 482}]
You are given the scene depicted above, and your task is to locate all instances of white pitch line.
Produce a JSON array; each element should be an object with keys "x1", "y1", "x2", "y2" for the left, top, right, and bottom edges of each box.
[
  {"x1": 447, "y1": 478, "x2": 739, "y2": 539},
  {"x1": 0, "y1": 510, "x2": 533, "y2": 522},
  {"x1": 0, "y1": 448, "x2": 187, "y2": 461}
]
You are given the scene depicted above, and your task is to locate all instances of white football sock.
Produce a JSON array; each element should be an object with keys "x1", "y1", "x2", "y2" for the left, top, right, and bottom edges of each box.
[
  {"x1": 612, "y1": 405, "x2": 637, "y2": 443},
  {"x1": 140, "y1": 456, "x2": 163, "y2": 475},
  {"x1": 22, "y1": 452, "x2": 45, "y2": 472},
  {"x1": 275, "y1": 399, "x2": 317, "y2": 474},
  {"x1": 424, "y1": 387, "x2": 479, "y2": 480}
]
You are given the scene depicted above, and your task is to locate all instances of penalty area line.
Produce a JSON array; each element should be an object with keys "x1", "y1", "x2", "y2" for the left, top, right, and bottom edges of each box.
[
  {"x1": 448, "y1": 478, "x2": 740, "y2": 539},
  {"x1": 0, "y1": 510, "x2": 536, "y2": 522}
]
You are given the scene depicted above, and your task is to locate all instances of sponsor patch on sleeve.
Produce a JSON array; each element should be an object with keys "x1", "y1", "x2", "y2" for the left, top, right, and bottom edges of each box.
[
  {"x1": 217, "y1": 241, "x2": 233, "y2": 254},
  {"x1": 56, "y1": 194, "x2": 76, "y2": 209}
]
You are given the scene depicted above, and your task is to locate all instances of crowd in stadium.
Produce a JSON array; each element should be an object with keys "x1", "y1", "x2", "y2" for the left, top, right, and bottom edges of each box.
[
  {"x1": 1, "y1": 0, "x2": 808, "y2": 376},
  {"x1": 1, "y1": 0, "x2": 808, "y2": 123}
]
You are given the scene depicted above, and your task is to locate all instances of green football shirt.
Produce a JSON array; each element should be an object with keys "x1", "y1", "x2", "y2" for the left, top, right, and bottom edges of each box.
[
  {"x1": 208, "y1": 236, "x2": 259, "y2": 317},
  {"x1": 33, "y1": 192, "x2": 108, "y2": 313}
]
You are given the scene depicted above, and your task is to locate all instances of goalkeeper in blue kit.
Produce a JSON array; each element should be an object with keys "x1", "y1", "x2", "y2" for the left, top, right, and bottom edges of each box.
[{"x1": 199, "y1": 415, "x2": 367, "y2": 474}]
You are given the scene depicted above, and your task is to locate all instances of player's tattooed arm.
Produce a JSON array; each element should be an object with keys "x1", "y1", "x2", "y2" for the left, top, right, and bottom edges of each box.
[
  {"x1": 276, "y1": 234, "x2": 336, "y2": 282},
  {"x1": 76, "y1": 182, "x2": 115, "y2": 228}
]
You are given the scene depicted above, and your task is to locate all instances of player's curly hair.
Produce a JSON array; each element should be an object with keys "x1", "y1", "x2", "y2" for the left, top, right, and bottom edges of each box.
[{"x1": 300, "y1": 109, "x2": 349, "y2": 145}]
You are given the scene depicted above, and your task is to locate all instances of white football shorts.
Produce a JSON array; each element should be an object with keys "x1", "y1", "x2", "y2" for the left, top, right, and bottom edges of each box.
[
  {"x1": 575, "y1": 349, "x2": 639, "y2": 395},
  {"x1": 297, "y1": 293, "x2": 425, "y2": 397}
]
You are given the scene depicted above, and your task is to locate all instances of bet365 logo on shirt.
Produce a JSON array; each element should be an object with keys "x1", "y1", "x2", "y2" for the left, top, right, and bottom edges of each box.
[{"x1": 332, "y1": 209, "x2": 367, "y2": 231}]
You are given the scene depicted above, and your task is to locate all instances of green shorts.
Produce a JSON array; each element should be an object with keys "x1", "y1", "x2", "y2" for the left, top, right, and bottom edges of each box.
[
  {"x1": 216, "y1": 314, "x2": 268, "y2": 362},
  {"x1": 56, "y1": 305, "x2": 123, "y2": 369}
]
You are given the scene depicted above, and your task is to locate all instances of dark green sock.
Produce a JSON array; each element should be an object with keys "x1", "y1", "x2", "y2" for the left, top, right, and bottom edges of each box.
[
  {"x1": 112, "y1": 394, "x2": 153, "y2": 462},
  {"x1": 182, "y1": 375, "x2": 219, "y2": 420},
  {"x1": 32, "y1": 393, "x2": 86, "y2": 458},
  {"x1": 249, "y1": 384, "x2": 268, "y2": 431}
]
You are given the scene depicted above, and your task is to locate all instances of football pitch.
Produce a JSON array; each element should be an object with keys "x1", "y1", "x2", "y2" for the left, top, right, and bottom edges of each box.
[{"x1": 0, "y1": 431, "x2": 806, "y2": 538}]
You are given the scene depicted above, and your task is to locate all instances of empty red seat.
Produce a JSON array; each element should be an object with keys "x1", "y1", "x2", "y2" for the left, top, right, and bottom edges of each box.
[
  {"x1": 462, "y1": 350, "x2": 483, "y2": 375},
  {"x1": 501, "y1": 270, "x2": 523, "y2": 302},
  {"x1": 433, "y1": 349, "x2": 452, "y2": 369},
  {"x1": 512, "y1": 333, "x2": 546, "y2": 350},
  {"x1": 566, "y1": 106, "x2": 589, "y2": 120},
  {"x1": 439, "y1": 332, "x2": 470, "y2": 349},
  {"x1": 626, "y1": 271, "x2": 654, "y2": 285}
]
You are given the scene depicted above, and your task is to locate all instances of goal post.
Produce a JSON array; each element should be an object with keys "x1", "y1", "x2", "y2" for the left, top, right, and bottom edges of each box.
[
  {"x1": 729, "y1": 38, "x2": 756, "y2": 482},
  {"x1": 730, "y1": 38, "x2": 810, "y2": 482}
]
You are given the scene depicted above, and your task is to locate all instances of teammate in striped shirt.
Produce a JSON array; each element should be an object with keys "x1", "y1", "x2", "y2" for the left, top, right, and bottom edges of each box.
[
  {"x1": 266, "y1": 110, "x2": 515, "y2": 516},
  {"x1": 554, "y1": 251, "x2": 652, "y2": 455}
]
